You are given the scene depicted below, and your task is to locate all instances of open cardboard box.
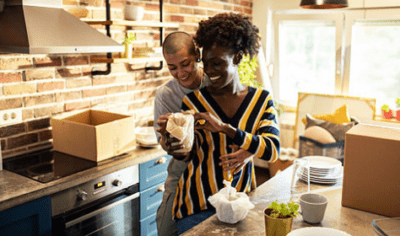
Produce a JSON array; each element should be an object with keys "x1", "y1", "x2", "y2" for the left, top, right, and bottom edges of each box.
[
  {"x1": 342, "y1": 124, "x2": 400, "y2": 217},
  {"x1": 51, "y1": 109, "x2": 135, "y2": 162}
]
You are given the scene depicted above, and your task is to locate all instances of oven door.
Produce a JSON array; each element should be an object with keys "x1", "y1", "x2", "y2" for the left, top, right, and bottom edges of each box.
[{"x1": 52, "y1": 184, "x2": 140, "y2": 236}]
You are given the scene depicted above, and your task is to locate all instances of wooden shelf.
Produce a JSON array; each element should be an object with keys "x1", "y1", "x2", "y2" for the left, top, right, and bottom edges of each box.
[
  {"x1": 91, "y1": 56, "x2": 164, "y2": 64},
  {"x1": 84, "y1": 20, "x2": 179, "y2": 28}
]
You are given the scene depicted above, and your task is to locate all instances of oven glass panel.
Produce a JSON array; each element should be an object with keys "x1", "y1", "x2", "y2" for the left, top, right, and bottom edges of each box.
[{"x1": 54, "y1": 191, "x2": 140, "y2": 236}]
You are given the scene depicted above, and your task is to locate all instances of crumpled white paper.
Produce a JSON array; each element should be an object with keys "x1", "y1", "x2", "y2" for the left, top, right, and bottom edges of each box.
[
  {"x1": 166, "y1": 111, "x2": 194, "y2": 153},
  {"x1": 208, "y1": 180, "x2": 255, "y2": 224}
]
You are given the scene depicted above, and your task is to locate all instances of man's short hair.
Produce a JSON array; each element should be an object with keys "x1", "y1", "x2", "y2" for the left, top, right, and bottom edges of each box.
[{"x1": 163, "y1": 31, "x2": 196, "y2": 56}]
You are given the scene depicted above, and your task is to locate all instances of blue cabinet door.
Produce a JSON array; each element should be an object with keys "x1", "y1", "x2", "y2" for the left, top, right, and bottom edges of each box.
[
  {"x1": 0, "y1": 196, "x2": 52, "y2": 236},
  {"x1": 139, "y1": 155, "x2": 171, "y2": 191}
]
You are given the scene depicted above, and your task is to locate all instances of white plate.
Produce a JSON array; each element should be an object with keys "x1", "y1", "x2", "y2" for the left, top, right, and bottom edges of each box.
[
  {"x1": 300, "y1": 174, "x2": 342, "y2": 184},
  {"x1": 303, "y1": 156, "x2": 342, "y2": 170},
  {"x1": 288, "y1": 227, "x2": 352, "y2": 236}
]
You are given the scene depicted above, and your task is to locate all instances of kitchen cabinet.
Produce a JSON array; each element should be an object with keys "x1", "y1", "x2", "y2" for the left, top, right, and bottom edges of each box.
[
  {"x1": 0, "y1": 196, "x2": 51, "y2": 236},
  {"x1": 139, "y1": 154, "x2": 172, "y2": 236}
]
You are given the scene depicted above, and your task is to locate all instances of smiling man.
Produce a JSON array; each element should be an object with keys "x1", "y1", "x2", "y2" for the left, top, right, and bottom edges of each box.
[{"x1": 153, "y1": 31, "x2": 209, "y2": 236}]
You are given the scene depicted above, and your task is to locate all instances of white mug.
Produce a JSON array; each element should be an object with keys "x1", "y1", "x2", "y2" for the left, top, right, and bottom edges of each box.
[{"x1": 299, "y1": 193, "x2": 328, "y2": 224}]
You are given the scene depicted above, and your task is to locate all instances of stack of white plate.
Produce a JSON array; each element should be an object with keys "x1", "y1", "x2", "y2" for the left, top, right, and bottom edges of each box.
[{"x1": 299, "y1": 156, "x2": 343, "y2": 184}]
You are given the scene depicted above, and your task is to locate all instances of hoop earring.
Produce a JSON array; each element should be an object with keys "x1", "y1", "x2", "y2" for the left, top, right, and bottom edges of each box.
[{"x1": 197, "y1": 58, "x2": 201, "y2": 62}]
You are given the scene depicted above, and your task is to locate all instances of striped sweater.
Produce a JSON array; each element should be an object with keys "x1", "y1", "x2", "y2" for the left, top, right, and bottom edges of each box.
[{"x1": 172, "y1": 86, "x2": 280, "y2": 220}]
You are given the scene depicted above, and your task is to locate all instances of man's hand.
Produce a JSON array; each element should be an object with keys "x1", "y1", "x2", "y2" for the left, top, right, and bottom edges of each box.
[{"x1": 219, "y1": 144, "x2": 253, "y2": 175}]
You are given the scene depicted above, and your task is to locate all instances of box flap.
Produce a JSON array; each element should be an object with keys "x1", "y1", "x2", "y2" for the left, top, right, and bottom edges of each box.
[{"x1": 346, "y1": 123, "x2": 400, "y2": 141}]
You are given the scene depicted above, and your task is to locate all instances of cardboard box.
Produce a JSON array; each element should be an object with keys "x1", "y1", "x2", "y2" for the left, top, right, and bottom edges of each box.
[
  {"x1": 51, "y1": 109, "x2": 135, "y2": 162},
  {"x1": 342, "y1": 124, "x2": 400, "y2": 217}
]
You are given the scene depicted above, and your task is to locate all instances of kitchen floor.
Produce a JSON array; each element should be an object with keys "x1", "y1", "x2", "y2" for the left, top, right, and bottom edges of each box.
[{"x1": 255, "y1": 166, "x2": 270, "y2": 186}]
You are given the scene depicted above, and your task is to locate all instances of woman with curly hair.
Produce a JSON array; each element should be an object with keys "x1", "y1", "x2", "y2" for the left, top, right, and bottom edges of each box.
[{"x1": 171, "y1": 13, "x2": 280, "y2": 234}]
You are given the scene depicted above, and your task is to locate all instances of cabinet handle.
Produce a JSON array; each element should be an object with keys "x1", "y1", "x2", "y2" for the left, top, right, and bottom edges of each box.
[
  {"x1": 156, "y1": 185, "x2": 165, "y2": 192},
  {"x1": 156, "y1": 157, "x2": 167, "y2": 164}
]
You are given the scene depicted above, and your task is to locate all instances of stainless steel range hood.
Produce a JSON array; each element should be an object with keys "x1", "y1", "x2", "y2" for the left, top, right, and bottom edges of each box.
[{"x1": 0, "y1": 0, "x2": 124, "y2": 54}]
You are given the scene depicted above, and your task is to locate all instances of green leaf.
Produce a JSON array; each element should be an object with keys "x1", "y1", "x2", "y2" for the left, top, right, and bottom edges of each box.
[
  {"x1": 267, "y1": 200, "x2": 300, "y2": 218},
  {"x1": 238, "y1": 55, "x2": 263, "y2": 89},
  {"x1": 381, "y1": 104, "x2": 390, "y2": 113},
  {"x1": 122, "y1": 32, "x2": 136, "y2": 45}
]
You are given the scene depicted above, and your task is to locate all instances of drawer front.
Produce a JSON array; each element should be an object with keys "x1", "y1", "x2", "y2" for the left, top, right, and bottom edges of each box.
[
  {"x1": 140, "y1": 182, "x2": 164, "y2": 220},
  {"x1": 139, "y1": 154, "x2": 171, "y2": 191},
  {"x1": 140, "y1": 213, "x2": 157, "y2": 236}
]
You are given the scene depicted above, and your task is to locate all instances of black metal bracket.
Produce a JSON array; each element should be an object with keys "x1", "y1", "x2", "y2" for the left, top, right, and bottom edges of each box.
[
  {"x1": 145, "y1": 0, "x2": 164, "y2": 73},
  {"x1": 91, "y1": 0, "x2": 112, "y2": 76}
]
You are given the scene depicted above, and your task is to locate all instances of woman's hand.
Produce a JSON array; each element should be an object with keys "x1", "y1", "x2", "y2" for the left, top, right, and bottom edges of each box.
[
  {"x1": 219, "y1": 144, "x2": 253, "y2": 175},
  {"x1": 193, "y1": 112, "x2": 224, "y2": 133}
]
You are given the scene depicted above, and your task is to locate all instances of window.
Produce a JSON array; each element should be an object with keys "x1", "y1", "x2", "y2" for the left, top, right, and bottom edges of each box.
[
  {"x1": 349, "y1": 20, "x2": 400, "y2": 109},
  {"x1": 272, "y1": 13, "x2": 344, "y2": 107}
]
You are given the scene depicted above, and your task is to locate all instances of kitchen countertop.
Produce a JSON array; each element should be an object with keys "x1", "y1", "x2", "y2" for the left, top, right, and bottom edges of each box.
[
  {"x1": 182, "y1": 165, "x2": 387, "y2": 236},
  {"x1": 0, "y1": 146, "x2": 166, "y2": 212}
]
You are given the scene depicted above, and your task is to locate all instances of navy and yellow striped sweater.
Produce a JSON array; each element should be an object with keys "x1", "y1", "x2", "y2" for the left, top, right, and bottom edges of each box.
[{"x1": 172, "y1": 86, "x2": 280, "y2": 220}]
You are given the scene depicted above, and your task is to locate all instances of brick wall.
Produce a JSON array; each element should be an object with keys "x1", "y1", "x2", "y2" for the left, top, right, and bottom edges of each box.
[{"x1": 0, "y1": 0, "x2": 253, "y2": 158}]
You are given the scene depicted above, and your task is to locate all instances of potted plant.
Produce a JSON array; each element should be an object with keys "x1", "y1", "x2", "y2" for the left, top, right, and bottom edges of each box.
[
  {"x1": 381, "y1": 104, "x2": 393, "y2": 119},
  {"x1": 264, "y1": 200, "x2": 299, "y2": 236},
  {"x1": 121, "y1": 32, "x2": 136, "y2": 59},
  {"x1": 396, "y1": 98, "x2": 400, "y2": 121}
]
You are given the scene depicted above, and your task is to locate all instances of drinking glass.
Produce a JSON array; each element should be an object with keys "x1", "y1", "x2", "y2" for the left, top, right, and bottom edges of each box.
[{"x1": 290, "y1": 158, "x2": 310, "y2": 201}]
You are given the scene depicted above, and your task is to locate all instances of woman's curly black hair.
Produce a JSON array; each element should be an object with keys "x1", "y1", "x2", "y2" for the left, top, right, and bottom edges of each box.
[{"x1": 194, "y1": 13, "x2": 260, "y2": 59}]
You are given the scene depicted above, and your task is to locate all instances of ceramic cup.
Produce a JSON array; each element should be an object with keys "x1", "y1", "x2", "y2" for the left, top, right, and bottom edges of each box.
[
  {"x1": 124, "y1": 5, "x2": 145, "y2": 21},
  {"x1": 299, "y1": 193, "x2": 328, "y2": 224}
]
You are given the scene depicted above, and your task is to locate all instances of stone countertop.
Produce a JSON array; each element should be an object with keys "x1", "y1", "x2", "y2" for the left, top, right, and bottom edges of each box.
[
  {"x1": 182, "y1": 166, "x2": 387, "y2": 236},
  {"x1": 0, "y1": 146, "x2": 167, "y2": 212}
]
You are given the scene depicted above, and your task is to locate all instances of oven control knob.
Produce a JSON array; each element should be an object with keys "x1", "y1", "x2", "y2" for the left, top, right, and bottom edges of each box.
[
  {"x1": 78, "y1": 190, "x2": 88, "y2": 201},
  {"x1": 113, "y1": 180, "x2": 123, "y2": 187}
]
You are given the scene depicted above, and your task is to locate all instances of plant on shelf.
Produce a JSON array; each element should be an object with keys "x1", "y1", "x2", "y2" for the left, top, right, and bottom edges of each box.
[
  {"x1": 264, "y1": 200, "x2": 299, "y2": 236},
  {"x1": 121, "y1": 32, "x2": 136, "y2": 59},
  {"x1": 395, "y1": 98, "x2": 400, "y2": 121},
  {"x1": 381, "y1": 104, "x2": 393, "y2": 120}
]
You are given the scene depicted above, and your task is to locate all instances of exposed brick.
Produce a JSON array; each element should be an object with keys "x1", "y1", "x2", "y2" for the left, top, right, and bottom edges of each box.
[
  {"x1": 241, "y1": 0, "x2": 250, "y2": 6},
  {"x1": 0, "y1": 72, "x2": 22, "y2": 83},
  {"x1": 170, "y1": 0, "x2": 184, "y2": 4},
  {"x1": 79, "y1": 0, "x2": 102, "y2": 7},
  {"x1": 110, "y1": 0, "x2": 124, "y2": 9},
  {"x1": 92, "y1": 76, "x2": 116, "y2": 86},
  {"x1": 22, "y1": 109, "x2": 34, "y2": 120},
  {"x1": 186, "y1": 0, "x2": 198, "y2": 6},
  {"x1": 2, "y1": 146, "x2": 27, "y2": 157},
  {"x1": 56, "y1": 67, "x2": 82, "y2": 77},
  {"x1": 38, "y1": 129, "x2": 52, "y2": 141},
  {"x1": 134, "y1": 89, "x2": 156, "y2": 100},
  {"x1": 27, "y1": 141, "x2": 52, "y2": 152},
  {"x1": 64, "y1": 56, "x2": 89, "y2": 66},
  {"x1": 65, "y1": 77, "x2": 92, "y2": 88},
  {"x1": 180, "y1": 24, "x2": 197, "y2": 32},
  {"x1": 63, "y1": 0, "x2": 78, "y2": 5},
  {"x1": 64, "y1": 100, "x2": 90, "y2": 112},
  {"x1": 234, "y1": 6, "x2": 244, "y2": 13},
  {"x1": 34, "y1": 57, "x2": 62, "y2": 68},
  {"x1": 0, "y1": 98, "x2": 23, "y2": 110},
  {"x1": 179, "y1": 7, "x2": 193, "y2": 14},
  {"x1": 0, "y1": 123, "x2": 26, "y2": 138},
  {"x1": 25, "y1": 69, "x2": 54, "y2": 81},
  {"x1": 165, "y1": 5, "x2": 179, "y2": 13},
  {"x1": 145, "y1": 3, "x2": 160, "y2": 11},
  {"x1": 7, "y1": 133, "x2": 38, "y2": 149},
  {"x1": 27, "y1": 118, "x2": 50, "y2": 132},
  {"x1": 244, "y1": 8, "x2": 252, "y2": 14},
  {"x1": 0, "y1": 57, "x2": 33, "y2": 70},
  {"x1": 82, "y1": 87, "x2": 106, "y2": 98},
  {"x1": 3, "y1": 83, "x2": 36, "y2": 95},
  {"x1": 224, "y1": 5, "x2": 233, "y2": 11},
  {"x1": 106, "y1": 85, "x2": 126, "y2": 95},
  {"x1": 194, "y1": 9, "x2": 206, "y2": 15},
  {"x1": 170, "y1": 15, "x2": 184, "y2": 22},
  {"x1": 198, "y1": 1, "x2": 211, "y2": 7},
  {"x1": 37, "y1": 81, "x2": 65, "y2": 92},
  {"x1": 92, "y1": 9, "x2": 106, "y2": 19},
  {"x1": 33, "y1": 104, "x2": 64, "y2": 118},
  {"x1": 82, "y1": 66, "x2": 94, "y2": 76},
  {"x1": 67, "y1": 8, "x2": 90, "y2": 18},
  {"x1": 24, "y1": 94, "x2": 54, "y2": 107},
  {"x1": 0, "y1": 139, "x2": 5, "y2": 151},
  {"x1": 55, "y1": 91, "x2": 81, "y2": 102}
]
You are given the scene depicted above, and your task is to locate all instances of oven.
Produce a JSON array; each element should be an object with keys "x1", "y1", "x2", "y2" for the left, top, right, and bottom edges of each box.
[{"x1": 51, "y1": 165, "x2": 140, "y2": 236}]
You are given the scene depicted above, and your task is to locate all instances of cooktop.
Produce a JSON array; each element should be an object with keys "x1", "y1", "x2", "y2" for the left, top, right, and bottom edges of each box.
[{"x1": 2, "y1": 148, "x2": 98, "y2": 183}]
